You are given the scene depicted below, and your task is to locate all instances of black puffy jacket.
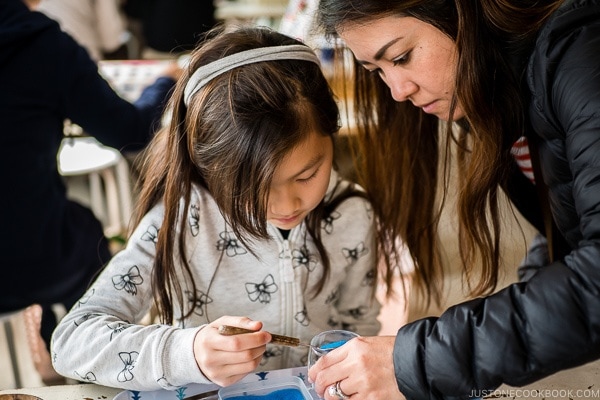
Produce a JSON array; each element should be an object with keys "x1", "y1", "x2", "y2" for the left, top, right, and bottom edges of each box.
[{"x1": 394, "y1": 0, "x2": 600, "y2": 398}]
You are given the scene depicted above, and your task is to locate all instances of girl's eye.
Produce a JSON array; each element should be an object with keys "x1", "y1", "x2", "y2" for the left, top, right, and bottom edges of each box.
[{"x1": 297, "y1": 168, "x2": 319, "y2": 183}]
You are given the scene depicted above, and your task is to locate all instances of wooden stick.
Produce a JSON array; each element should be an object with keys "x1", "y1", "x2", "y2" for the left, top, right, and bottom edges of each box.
[{"x1": 218, "y1": 325, "x2": 301, "y2": 347}]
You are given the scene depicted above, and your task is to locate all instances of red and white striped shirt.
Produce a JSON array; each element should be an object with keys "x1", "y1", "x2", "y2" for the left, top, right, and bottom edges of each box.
[{"x1": 511, "y1": 136, "x2": 535, "y2": 184}]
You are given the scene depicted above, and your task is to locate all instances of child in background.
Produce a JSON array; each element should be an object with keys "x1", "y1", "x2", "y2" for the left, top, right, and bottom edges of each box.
[{"x1": 51, "y1": 26, "x2": 381, "y2": 391}]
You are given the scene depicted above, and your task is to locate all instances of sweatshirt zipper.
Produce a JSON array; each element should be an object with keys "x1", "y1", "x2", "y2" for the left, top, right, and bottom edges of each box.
[{"x1": 281, "y1": 238, "x2": 294, "y2": 333}]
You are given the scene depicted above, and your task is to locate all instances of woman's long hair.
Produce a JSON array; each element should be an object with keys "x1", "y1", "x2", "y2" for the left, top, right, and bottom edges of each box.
[
  {"x1": 131, "y1": 26, "x2": 350, "y2": 324},
  {"x1": 317, "y1": 0, "x2": 563, "y2": 306}
]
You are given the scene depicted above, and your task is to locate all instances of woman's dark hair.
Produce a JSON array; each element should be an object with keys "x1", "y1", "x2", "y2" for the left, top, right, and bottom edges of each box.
[
  {"x1": 132, "y1": 26, "x2": 354, "y2": 324},
  {"x1": 317, "y1": 0, "x2": 563, "y2": 306}
]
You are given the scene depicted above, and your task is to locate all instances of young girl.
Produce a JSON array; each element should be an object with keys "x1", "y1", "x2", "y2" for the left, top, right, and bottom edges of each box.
[{"x1": 51, "y1": 26, "x2": 381, "y2": 391}]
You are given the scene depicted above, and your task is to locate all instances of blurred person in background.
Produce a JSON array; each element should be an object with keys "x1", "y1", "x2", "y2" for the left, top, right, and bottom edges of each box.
[
  {"x1": 36, "y1": 0, "x2": 131, "y2": 61},
  {"x1": 0, "y1": 0, "x2": 180, "y2": 384},
  {"x1": 123, "y1": 0, "x2": 217, "y2": 58}
]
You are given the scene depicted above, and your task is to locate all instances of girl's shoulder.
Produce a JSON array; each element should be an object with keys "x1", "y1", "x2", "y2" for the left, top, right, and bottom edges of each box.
[
  {"x1": 187, "y1": 182, "x2": 222, "y2": 216},
  {"x1": 138, "y1": 183, "x2": 214, "y2": 223},
  {"x1": 323, "y1": 170, "x2": 373, "y2": 223},
  {"x1": 325, "y1": 170, "x2": 370, "y2": 204},
  {"x1": 189, "y1": 181, "x2": 222, "y2": 202}
]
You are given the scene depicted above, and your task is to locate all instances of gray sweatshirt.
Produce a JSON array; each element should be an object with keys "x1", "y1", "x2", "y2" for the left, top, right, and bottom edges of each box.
[{"x1": 51, "y1": 170, "x2": 381, "y2": 391}]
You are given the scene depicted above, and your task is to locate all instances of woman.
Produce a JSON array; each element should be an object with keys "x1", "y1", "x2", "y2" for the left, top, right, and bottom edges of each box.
[{"x1": 308, "y1": 0, "x2": 600, "y2": 399}]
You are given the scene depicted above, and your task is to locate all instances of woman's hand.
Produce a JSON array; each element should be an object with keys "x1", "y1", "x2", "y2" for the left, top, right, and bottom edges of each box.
[
  {"x1": 193, "y1": 316, "x2": 270, "y2": 386},
  {"x1": 308, "y1": 335, "x2": 405, "y2": 400}
]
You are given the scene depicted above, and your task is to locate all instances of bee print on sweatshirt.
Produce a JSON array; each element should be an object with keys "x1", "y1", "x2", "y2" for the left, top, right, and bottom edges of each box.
[
  {"x1": 362, "y1": 269, "x2": 376, "y2": 287},
  {"x1": 341, "y1": 322, "x2": 357, "y2": 332},
  {"x1": 365, "y1": 201, "x2": 373, "y2": 219},
  {"x1": 342, "y1": 242, "x2": 368, "y2": 262},
  {"x1": 261, "y1": 346, "x2": 283, "y2": 365},
  {"x1": 325, "y1": 287, "x2": 340, "y2": 305},
  {"x1": 185, "y1": 289, "x2": 213, "y2": 317},
  {"x1": 343, "y1": 305, "x2": 369, "y2": 320},
  {"x1": 107, "y1": 321, "x2": 131, "y2": 341},
  {"x1": 300, "y1": 354, "x2": 309, "y2": 368},
  {"x1": 295, "y1": 305, "x2": 310, "y2": 326},
  {"x1": 216, "y1": 230, "x2": 247, "y2": 257},
  {"x1": 77, "y1": 288, "x2": 95, "y2": 307},
  {"x1": 189, "y1": 204, "x2": 200, "y2": 236},
  {"x1": 112, "y1": 265, "x2": 144, "y2": 295},
  {"x1": 327, "y1": 316, "x2": 340, "y2": 329},
  {"x1": 117, "y1": 351, "x2": 139, "y2": 382},
  {"x1": 141, "y1": 225, "x2": 159, "y2": 244},
  {"x1": 292, "y1": 245, "x2": 317, "y2": 272},
  {"x1": 246, "y1": 274, "x2": 278, "y2": 304},
  {"x1": 75, "y1": 370, "x2": 97, "y2": 382},
  {"x1": 322, "y1": 210, "x2": 341, "y2": 234},
  {"x1": 74, "y1": 312, "x2": 102, "y2": 327}
]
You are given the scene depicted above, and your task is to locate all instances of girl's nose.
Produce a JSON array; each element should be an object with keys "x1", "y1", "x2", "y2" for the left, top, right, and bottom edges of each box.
[{"x1": 269, "y1": 187, "x2": 300, "y2": 217}]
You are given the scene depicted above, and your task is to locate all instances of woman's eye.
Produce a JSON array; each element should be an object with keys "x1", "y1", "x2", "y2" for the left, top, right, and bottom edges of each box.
[
  {"x1": 365, "y1": 67, "x2": 385, "y2": 79},
  {"x1": 392, "y1": 52, "x2": 410, "y2": 66},
  {"x1": 363, "y1": 52, "x2": 410, "y2": 75}
]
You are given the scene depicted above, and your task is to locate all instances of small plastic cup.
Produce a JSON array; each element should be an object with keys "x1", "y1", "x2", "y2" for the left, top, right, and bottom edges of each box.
[{"x1": 307, "y1": 330, "x2": 359, "y2": 369}]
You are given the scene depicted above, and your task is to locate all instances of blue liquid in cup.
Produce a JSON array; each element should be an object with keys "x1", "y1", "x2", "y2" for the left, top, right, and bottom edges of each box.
[{"x1": 318, "y1": 340, "x2": 348, "y2": 351}]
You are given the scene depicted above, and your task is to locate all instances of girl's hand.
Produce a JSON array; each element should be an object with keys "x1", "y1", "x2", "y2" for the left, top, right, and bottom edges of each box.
[
  {"x1": 308, "y1": 335, "x2": 405, "y2": 400},
  {"x1": 193, "y1": 316, "x2": 271, "y2": 386}
]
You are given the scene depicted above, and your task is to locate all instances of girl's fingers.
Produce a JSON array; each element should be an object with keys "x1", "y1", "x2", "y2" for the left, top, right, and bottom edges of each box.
[
  {"x1": 202, "y1": 351, "x2": 265, "y2": 386},
  {"x1": 210, "y1": 315, "x2": 263, "y2": 332},
  {"x1": 202, "y1": 345, "x2": 266, "y2": 367},
  {"x1": 193, "y1": 316, "x2": 275, "y2": 386}
]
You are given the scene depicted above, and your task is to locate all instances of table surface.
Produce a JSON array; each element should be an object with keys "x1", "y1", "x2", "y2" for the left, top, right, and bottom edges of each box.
[
  {"x1": 98, "y1": 59, "x2": 173, "y2": 102},
  {"x1": 1, "y1": 359, "x2": 598, "y2": 400}
]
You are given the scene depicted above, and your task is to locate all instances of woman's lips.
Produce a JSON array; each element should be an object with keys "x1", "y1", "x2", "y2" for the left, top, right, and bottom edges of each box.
[{"x1": 419, "y1": 100, "x2": 437, "y2": 114}]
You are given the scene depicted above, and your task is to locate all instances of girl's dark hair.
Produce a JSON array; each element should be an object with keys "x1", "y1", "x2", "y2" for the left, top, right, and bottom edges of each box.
[
  {"x1": 317, "y1": 0, "x2": 563, "y2": 306},
  {"x1": 131, "y1": 26, "x2": 356, "y2": 324}
]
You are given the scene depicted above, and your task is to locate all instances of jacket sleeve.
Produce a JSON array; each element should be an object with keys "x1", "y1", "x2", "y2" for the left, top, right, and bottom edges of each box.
[
  {"x1": 394, "y1": 260, "x2": 600, "y2": 399},
  {"x1": 393, "y1": 7, "x2": 600, "y2": 399},
  {"x1": 57, "y1": 29, "x2": 175, "y2": 152},
  {"x1": 51, "y1": 202, "x2": 209, "y2": 391}
]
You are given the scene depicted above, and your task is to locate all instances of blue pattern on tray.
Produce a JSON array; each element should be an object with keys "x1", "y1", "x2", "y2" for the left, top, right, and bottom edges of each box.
[{"x1": 113, "y1": 367, "x2": 317, "y2": 400}]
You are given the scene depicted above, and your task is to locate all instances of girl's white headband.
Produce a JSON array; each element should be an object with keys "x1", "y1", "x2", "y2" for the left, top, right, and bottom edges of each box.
[{"x1": 183, "y1": 44, "x2": 321, "y2": 106}]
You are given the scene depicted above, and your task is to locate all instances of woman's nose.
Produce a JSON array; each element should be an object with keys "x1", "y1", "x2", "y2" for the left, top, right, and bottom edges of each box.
[{"x1": 383, "y1": 71, "x2": 418, "y2": 102}]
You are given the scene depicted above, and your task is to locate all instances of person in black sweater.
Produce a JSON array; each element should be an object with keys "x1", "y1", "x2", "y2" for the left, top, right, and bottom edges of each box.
[{"x1": 0, "y1": 0, "x2": 180, "y2": 383}]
